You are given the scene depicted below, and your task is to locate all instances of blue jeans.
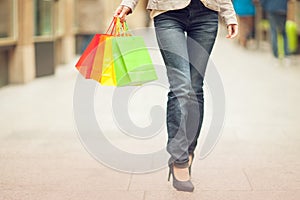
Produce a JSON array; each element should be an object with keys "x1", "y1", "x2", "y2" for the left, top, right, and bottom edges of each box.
[
  {"x1": 154, "y1": 0, "x2": 218, "y2": 167},
  {"x1": 267, "y1": 12, "x2": 289, "y2": 58}
]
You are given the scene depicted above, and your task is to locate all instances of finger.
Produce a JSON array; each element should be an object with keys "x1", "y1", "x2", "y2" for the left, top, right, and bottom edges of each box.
[
  {"x1": 119, "y1": 12, "x2": 127, "y2": 23},
  {"x1": 119, "y1": 7, "x2": 130, "y2": 17},
  {"x1": 230, "y1": 25, "x2": 238, "y2": 38},
  {"x1": 231, "y1": 31, "x2": 238, "y2": 38},
  {"x1": 118, "y1": 7, "x2": 130, "y2": 23},
  {"x1": 114, "y1": 6, "x2": 123, "y2": 17},
  {"x1": 120, "y1": 15, "x2": 126, "y2": 23},
  {"x1": 226, "y1": 25, "x2": 233, "y2": 38}
]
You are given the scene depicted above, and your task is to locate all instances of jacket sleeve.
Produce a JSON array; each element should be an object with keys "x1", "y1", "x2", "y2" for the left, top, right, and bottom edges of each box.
[
  {"x1": 120, "y1": 0, "x2": 139, "y2": 13},
  {"x1": 219, "y1": 0, "x2": 238, "y2": 26}
]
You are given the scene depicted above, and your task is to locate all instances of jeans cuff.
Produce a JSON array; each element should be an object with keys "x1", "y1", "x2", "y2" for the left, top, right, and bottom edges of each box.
[{"x1": 174, "y1": 161, "x2": 189, "y2": 168}]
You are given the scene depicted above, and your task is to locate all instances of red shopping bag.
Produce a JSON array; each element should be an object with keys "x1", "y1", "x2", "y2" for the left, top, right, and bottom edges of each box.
[
  {"x1": 75, "y1": 35, "x2": 101, "y2": 79},
  {"x1": 75, "y1": 20, "x2": 117, "y2": 80}
]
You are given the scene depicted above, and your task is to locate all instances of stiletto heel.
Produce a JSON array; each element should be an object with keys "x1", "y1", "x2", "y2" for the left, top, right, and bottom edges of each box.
[
  {"x1": 188, "y1": 153, "x2": 194, "y2": 175},
  {"x1": 168, "y1": 162, "x2": 194, "y2": 192},
  {"x1": 168, "y1": 167, "x2": 171, "y2": 181}
]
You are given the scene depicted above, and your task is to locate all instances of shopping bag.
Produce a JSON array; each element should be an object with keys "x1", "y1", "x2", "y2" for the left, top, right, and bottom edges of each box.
[
  {"x1": 101, "y1": 36, "x2": 157, "y2": 87},
  {"x1": 89, "y1": 34, "x2": 110, "y2": 81},
  {"x1": 75, "y1": 19, "x2": 117, "y2": 81},
  {"x1": 99, "y1": 18, "x2": 157, "y2": 86},
  {"x1": 100, "y1": 36, "x2": 118, "y2": 86},
  {"x1": 112, "y1": 36, "x2": 157, "y2": 86},
  {"x1": 75, "y1": 17, "x2": 157, "y2": 86},
  {"x1": 286, "y1": 20, "x2": 298, "y2": 53},
  {"x1": 100, "y1": 35, "x2": 133, "y2": 86},
  {"x1": 75, "y1": 34, "x2": 101, "y2": 78},
  {"x1": 278, "y1": 20, "x2": 298, "y2": 57}
]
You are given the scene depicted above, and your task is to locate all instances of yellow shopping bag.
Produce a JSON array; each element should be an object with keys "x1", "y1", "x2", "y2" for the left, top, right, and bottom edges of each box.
[{"x1": 100, "y1": 36, "x2": 117, "y2": 86}]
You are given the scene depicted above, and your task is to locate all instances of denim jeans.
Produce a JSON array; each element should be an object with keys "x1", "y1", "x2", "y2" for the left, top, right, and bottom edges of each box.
[
  {"x1": 267, "y1": 12, "x2": 288, "y2": 58},
  {"x1": 154, "y1": 0, "x2": 218, "y2": 167}
]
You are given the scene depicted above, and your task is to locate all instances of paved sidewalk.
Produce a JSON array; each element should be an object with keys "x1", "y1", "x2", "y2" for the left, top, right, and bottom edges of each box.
[{"x1": 1, "y1": 30, "x2": 300, "y2": 200}]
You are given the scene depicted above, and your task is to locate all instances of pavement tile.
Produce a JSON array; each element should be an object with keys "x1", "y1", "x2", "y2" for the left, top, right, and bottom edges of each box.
[
  {"x1": 196, "y1": 152, "x2": 300, "y2": 169},
  {"x1": 209, "y1": 138, "x2": 299, "y2": 160},
  {"x1": 0, "y1": 190, "x2": 144, "y2": 200},
  {"x1": 192, "y1": 168, "x2": 252, "y2": 191},
  {"x1": 129, "y1": 168, "x2": 172, "y2": 191},
  {"x1": 0, "y1": 156, "x2": 104, "y2": 174},
  {"x1": 244, "y1": 167, "x2": 300, "y2": 190},
  {"x1": 144, "y1": 190, "x2": 201, "y2": 200},
  {"x1": 0, "y1": 166, "x2": 131, "y2": 191},
  {"x1": 0, "y1": 138, "x2": 85, "y2": 159},
  {"x1": 144, "y1": 190, "x2": 300, "y2": 200}
]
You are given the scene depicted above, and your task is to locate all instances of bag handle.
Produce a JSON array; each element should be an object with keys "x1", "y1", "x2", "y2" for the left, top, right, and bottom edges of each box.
[
  {"x1": 106, "y1": 17, "x2": 130, "y2": 36},
  {"x1": 105, "y1": 18, "x2": 116, "y2": 35}
]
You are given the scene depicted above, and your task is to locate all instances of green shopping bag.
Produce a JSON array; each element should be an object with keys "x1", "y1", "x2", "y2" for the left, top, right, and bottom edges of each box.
[
  {"x1": 286, "y1": 20, "x2": 298, "y2": 53},
  {"x1": 277, "y1": 20, "x2": 298, "y2": 58},
  {"x1": 112, "y1": 36, "x2": 157, "y2": 86},
  {"x1": 99, "y1": 17, "x2": 157, "y2": 87}
]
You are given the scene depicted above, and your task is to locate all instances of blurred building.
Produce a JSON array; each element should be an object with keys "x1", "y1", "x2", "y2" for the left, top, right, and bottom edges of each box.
[
  {"x1": 75, "y1": 0, "x2": 149, "y2": 54},
  {"x1": 0, "y1": 0, "x2": 75, "y2": 88},
  {"x1": 0, "y1": 0, "x2": 149, "y2": 88},
  {"x1": 0, "y1": 0, "x2": 299, "y2": 88}
]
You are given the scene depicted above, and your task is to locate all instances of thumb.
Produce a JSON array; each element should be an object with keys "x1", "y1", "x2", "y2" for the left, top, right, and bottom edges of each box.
[{"x1": 226, "y1": 25, "x2": 233, "y2": 38}]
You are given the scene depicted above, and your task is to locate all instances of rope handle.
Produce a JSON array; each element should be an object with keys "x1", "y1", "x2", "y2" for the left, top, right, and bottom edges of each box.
[{"x1": 105, "y1": 17, "x2": 130, "y2": 36}]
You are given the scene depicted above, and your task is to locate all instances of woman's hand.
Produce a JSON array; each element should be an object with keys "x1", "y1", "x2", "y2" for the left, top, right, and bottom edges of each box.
[
  {"x1": 226, "y1": 24, "x2": 238, "y2": 39},
  {"x1": 114, "y1": 5, "x2": 132, "y2": 23}
]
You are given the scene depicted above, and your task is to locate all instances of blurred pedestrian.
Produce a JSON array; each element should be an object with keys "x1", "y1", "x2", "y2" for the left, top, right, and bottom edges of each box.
[
  {"x1": 114, "y1": 0, "x2": 238, "y2": 192},
  {"x1": 260, "y1": 0, "x2": 289, "y2": 58},
  {"x1": 233, "y1": 0, "x2": 256, "y2": 48}
]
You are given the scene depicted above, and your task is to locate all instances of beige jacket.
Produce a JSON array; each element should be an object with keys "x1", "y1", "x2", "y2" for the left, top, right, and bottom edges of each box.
[{"x1": 120, "y1": 0, "x2": 237, "y2": 25}]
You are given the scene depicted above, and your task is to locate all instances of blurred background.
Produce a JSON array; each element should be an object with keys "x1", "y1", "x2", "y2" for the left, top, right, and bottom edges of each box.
[
  {"x1": 0, "y1": 0, "x2": 151, "y2": 87},
  {"x1": 0, "y1": 1, "x2": 300, "y2": 199},
  {"x1": 0, "y1": 0, "x2": 299, "y2": 88}
]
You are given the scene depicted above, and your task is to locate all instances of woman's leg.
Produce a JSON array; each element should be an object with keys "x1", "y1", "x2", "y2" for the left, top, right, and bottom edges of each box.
[
  {"x1": 276, "y1": 13, "x2": 289, "y2": 56},
  {"x1": 185, "y1": 1, "x2": 219, "y2": 154},
  {"x1": 154, "y1": 9, "x2": 192, "y2": 167},
  {"x1": 237, "y1": 16, "x2": 248, "y2": 47},
  {"x1": 268, "y1": 12, "x2": 279, "y2": 58}
]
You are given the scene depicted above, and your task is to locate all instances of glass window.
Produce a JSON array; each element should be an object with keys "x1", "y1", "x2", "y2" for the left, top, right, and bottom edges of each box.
[
  {"x1": 0, "y1": 0, "x2": 15, "y2": 39},
  {"x1": 35, "y1": 0, "x2": 54, "y2": 37},
  {"x1": 55, "y1": 0, "x2": 65, "y2": 36}
]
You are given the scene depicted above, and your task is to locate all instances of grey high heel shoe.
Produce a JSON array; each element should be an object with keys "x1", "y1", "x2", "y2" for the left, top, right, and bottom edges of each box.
[{"x1": 168, "y1": 162, "x2": 194, "y2": 192}]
